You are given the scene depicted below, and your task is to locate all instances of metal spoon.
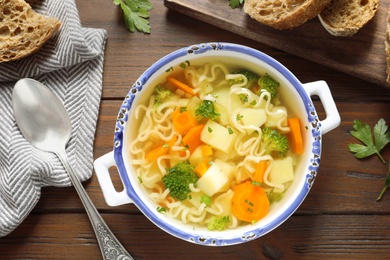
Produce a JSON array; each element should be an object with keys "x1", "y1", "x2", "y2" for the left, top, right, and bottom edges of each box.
[{"x1": 12, "y1": 78, "x2": 133, "y2": 260}]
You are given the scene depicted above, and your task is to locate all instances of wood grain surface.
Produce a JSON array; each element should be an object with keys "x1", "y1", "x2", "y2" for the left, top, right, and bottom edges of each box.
[
  {"x1": 3, "y1": 0, "x2": 390, "y2": 259},
  {"x1": 164, "y1": 0, "x2": 390, "y2": 88}
]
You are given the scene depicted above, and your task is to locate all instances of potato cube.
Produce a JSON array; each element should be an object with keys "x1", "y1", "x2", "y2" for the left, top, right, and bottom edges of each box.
[
  {"x1": 269, "y1": 156, "x2": 294, "y2": 184},
  {"x1": 186, "y1": 96, "x2": 201, "y2": 119},
  {"x1": 238, "y1": 108, "x2": 267, "y2": 134},
  {"x1": 189, "y1": 146, "x2": 203, "y2": 166},
  {"x1": 197, "y1": 162, "x2": 229, "y2": 197},
  {"x1": 214, "y1": 103, "x2": 230, "y2": 126},
  {"x1": 200, "y1": 120, "x2": 237, "y2": 153}
]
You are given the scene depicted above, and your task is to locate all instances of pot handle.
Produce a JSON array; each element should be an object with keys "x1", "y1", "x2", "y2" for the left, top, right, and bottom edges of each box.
[
  {"x1": 302, "y1": 80, "x2": 341, "y2": 135},
  {"x1": 94, "y1": 151, "x2": 133, "y2": 206}
]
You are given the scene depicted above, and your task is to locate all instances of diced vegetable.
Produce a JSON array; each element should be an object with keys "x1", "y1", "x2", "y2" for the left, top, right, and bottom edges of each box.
[
  {"x1": 189, "y1": 146, "x2": 203, "y2": 166},
  {"x1": 217, "y1": 190, "x2": 234, "y2": 216},
  {"x1": 181, "y1": 124, "x2": 205, "y2": 154},
  {"x1": 145, "y1": 136, "x2": 177, "y2": 162},
  {"x1": 178, "y1": 98, "x2": 190, "y2": 107},
  {"x1": 214, "y1": 103, "x2": 230, "y2": 126},
  {"x1": 231, "y1": 181, "x2": 270, "y2": 223},
  {"x1": 194, "y1": 159, "x2": 211, "y2": 177},
  {"x1": 166, "y1": 77, "x2": 195, "y2": 96},
  {"x1": 200, "y1": 120, "x2": 237, "y2": 153},
  {"x1": 197, "y1": 162, "x2": 229, "y2": 197},
  {"x1": 212, "y1": 87, "x2": 242, "y2": 112},
  {"x1": 199, "y1": 82, "x2": 214, "y2": 94},
  {"x1": 237, "y1": 108, "x2": 267, "y2": 134},
  {"x1": 214, "y1": 159, "x2": 235, "y2": 181},
  {"x1": 172, "y1": 107, "x2": 197, "y2": 135},
  {"x1": 215, "y1": 159, "x2": 236, "y2": 192},
  {"x1": 186, "y1": 96, "x2": 201, "y2": 119},
  {"x1": 200, "y1": 145, "x2": 213, "y2": 157},
  {"x1": 269, "y1": 156, "x2": 294, "y2": 184},
  {"x1": 252, "y1": 160, "x2": 268, "y2": 183},
  {"x1": 287, "y1": 117, "x2": 304, "y2": 155}
]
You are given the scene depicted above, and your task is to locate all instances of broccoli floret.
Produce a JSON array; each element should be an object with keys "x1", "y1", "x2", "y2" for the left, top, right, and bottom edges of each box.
[
  {"x1": 257, "y1": 74, "x2": 280, "y2": 101},
  {"x1": 261, "y1": 127, "x2": 289, "y2": 157},
  {"x1": 195, "y1": 100, "x2": 220, "y2": 121},
  {"x1": 228, "y1": 70, "x2": 259, "y2": 89},
  {"x1": 207, "y1": 215, "x2": 230, "y2": 231},
  {"x1": 162, "y1": 161, "x2": 199, "y2": 201},
  {"x1": 154, "y1": 85, "x2": 173, "y2": 106}
]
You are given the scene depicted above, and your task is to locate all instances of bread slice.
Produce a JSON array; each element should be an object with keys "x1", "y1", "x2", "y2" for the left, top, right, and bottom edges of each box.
[
  {"x1": 243, "y1": 0, "x2": 331, "y2": 30},
  {"x1": 0, "y1": 0, "x2": 61, "y2": 63},
  {"x1": 386, "y1": 7, "x2": 390, "y2": 84},
  {"x1": 319, "y1": 0, "x2": 379, "y2": 37}
]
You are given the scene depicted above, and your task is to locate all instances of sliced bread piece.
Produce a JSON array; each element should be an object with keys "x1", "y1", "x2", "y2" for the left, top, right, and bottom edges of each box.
[
  {"x1": 243, "y1": 0, "x2": 331, "y2": 30},
  {"x1": 0, "y1": 0, "x2": 61, "y2": 63},
  {"x1": 319, "y1": 0, "x2": 379, "y2": 37}
]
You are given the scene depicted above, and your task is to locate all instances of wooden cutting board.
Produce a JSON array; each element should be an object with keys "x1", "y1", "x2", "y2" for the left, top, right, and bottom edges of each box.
[{"x1": 164, "y1": 0, "x2": 389, "y2": 88}]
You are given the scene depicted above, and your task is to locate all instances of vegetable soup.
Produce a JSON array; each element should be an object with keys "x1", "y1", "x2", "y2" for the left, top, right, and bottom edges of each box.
[{"x1": 126, "y1": 60, "x2": 304, "y2": 231}]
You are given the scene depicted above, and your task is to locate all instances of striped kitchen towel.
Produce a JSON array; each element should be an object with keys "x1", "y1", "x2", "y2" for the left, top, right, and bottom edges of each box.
[{"x1": 0, "y1": 0, "x2": 107, "y2": 237}]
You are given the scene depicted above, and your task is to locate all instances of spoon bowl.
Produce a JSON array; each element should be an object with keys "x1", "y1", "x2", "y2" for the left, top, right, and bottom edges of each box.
[
  {"x1": 13, "y1": 79, "x2": 71, "y2": 152},
  {"x1": 12, "y1": 78, "x2": 133, "y2": 260}
]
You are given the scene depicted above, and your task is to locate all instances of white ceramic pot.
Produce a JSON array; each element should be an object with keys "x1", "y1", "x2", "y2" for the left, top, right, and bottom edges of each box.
[{"x1": 94, "y1": 42, "x2": 341, "y2": 246}]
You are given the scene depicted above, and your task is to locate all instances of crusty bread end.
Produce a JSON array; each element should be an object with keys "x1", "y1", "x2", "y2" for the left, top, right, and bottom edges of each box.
[
  {"x1": 243, "y1": 0, "x2": 331, "y2": 30},
  {"x1": 0, "y1": 0, "x2": 61, "y2": 63},
  {"x1": 319, "y1": 0, "x2": 379, "y2": 37}
]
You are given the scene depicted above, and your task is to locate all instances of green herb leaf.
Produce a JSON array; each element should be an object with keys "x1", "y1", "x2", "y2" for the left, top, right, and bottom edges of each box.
[
  {"x1": 377, "y1": 158, "x2": 390, "y2": 201},
  {"x1": 348, "y1": 119, "x2": 390, "y2": 164},
  {"x1": 229, "y1": 0, "x2": 245, "y2": 9},
  {"x1": 114, "y1": 0, "x2": 153, "y2": 34},
  {"x1": 157, "y1": 206, "x2": 166, "y2": 213},
  {"x1": 200, "y1": 194, "x2": 212, "y2": 206}
]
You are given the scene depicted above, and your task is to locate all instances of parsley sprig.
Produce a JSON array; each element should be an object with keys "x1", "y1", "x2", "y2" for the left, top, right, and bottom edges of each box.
[
  {"x1": 229, "y1": 0, "x2": 245, "y2": 8},
  {"x1": 348, "y1": 118, "x2": 390, "y2": 200},
  {"x1": 114, "y1": 0, "x2": 153, "y2": 34},
  {"x1": 349, "y1": 119, "x2": 390, "y2": 163}
]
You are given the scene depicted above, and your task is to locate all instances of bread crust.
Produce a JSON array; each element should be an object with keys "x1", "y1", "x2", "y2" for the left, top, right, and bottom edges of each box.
[
  {"x1": 319, "y1": 0, "x2": 379, "y2": 37},
  {"x1": 243, "y1": 0, "x2": 331, "y2": 30},
  {"x1": 0, "y1": 0, "x2": 61, "y2": 63}
]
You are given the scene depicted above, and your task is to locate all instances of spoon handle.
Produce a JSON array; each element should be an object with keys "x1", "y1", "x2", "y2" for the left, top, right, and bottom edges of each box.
[{"x1": 56, "y1": 149, "x2": 133, "y2": 260}]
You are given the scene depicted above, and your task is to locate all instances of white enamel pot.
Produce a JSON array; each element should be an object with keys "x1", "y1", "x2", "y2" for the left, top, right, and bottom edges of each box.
[{"x1": 94, "y1": 42, "x2": 341, "y2": 246}]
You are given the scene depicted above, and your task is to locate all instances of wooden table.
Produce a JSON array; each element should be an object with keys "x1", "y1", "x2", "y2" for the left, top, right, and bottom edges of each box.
[{"x1": 3, "y1": 0, "x2": 390, "y2": 259}]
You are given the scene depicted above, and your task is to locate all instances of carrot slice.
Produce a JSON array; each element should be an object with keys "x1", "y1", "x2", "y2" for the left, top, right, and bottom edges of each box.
[
  {"x1": 194, "y1": 159, "x2": 210, "y2": 177},
  {"x1": 172, "y1": 108, "x2": 197, "y2": 135},
  {"x1": 252, "y1": 160, "x2": 267, "y2": 183},
  {"x1": 287, "y1": 117, "x2": 304, "y2": 155},
  {"x1": 231, "y1": 181, "x2": 270, "y2": 223},
  {"x1": 180, "y1": 124, "x2": 205, "y2": 156},
  {"x1": 145, "y1": 136, "x2": 178, "y2": 162},
  {"x1": 200, "y1": 145, "x2": 213, "y2": 157},
  {"x1": 166, "y1": 77, "x2": 195, "y2": 96}
]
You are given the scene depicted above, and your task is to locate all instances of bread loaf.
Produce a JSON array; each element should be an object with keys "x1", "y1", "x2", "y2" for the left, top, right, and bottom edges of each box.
[
  {"x1": 319, "y1": 0, "x2": 379, "y2": 37},
  {"x1": 0, "y1": 0, "x2": 61, "y2": 63},
  {"x1": 243, "y1": 0, "x2": 331, "y2": 30}
]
